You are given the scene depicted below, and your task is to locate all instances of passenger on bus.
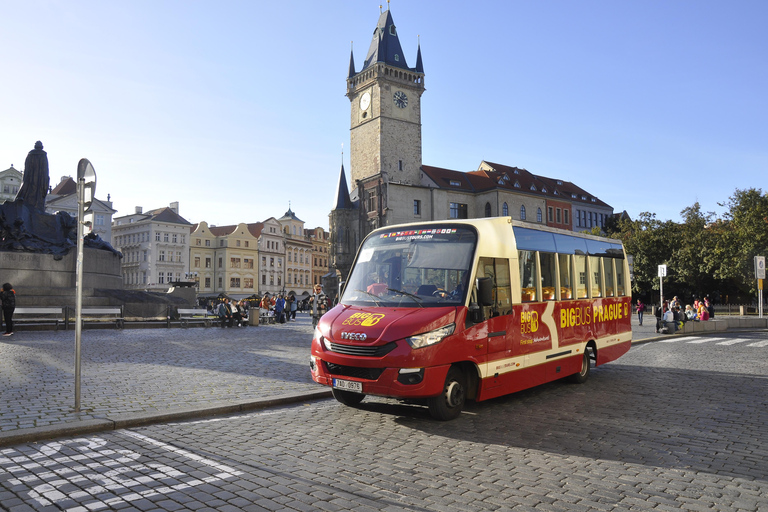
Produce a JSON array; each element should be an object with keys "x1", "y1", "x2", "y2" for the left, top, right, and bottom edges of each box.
[{"x1": 367, "y1": 271, "x2": 388, "y2": 296}]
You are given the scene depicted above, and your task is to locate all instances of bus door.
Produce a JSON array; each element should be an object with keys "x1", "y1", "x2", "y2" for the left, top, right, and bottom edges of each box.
[{"x1": 477, "y1": 257, "x2": 514, "y2": 388}]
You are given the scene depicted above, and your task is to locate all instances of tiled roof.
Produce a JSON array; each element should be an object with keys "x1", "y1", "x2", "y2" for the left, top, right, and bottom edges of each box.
[
  {"x1": 50, "y1": 176, "x2": 76, "y2": 196},
  {"x1": 144, "y1": 207, "x2": 192, "y2": 225},
  {"x1": 421, "y1": 161, "x2": 611, "y2": 209}
]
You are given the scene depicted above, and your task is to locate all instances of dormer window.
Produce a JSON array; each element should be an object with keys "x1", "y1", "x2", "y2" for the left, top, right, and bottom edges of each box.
[
  {"x1": 449, "y1": 180, "x2": 461, "y2": 187},
  {"x1": 557, "y1": 180, "x2": 563, "y2": 185},
  {"x1": 514, "y1": 169, "x2": 519, "y2": 174},
  {"x1": 394, "y1": 54, "x2": 400, "y2": 61},
  {"x1": 591, "y1": 197, "x2": 596, "y2": 202},
  {"x1": 530, "y1": 185, "x2": 537, "y2": 191},
  {"x1": 514, "y1": 181, "x2": 521, "y2": 188},
  {"x1": 581, "y1": 195, "x2": 587, "y2": 200},
  {"x1": 572, "y1": 193, "x2": 577, "y2": 199},
  {"x1": 541, "y1": 187, "x2": 547, "y2": 193}
]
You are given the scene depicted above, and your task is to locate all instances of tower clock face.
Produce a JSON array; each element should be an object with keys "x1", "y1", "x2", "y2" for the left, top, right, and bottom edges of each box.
[
  {"x1": 393, "y1": 90, "x2": 408, "y2": 109},
  {"x1": 359, "y1": 91, "x2": 371, "y2": 111}
]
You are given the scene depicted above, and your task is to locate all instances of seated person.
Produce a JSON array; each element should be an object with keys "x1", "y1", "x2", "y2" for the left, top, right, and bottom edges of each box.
[{"x1": 367, "y1": 272, "x2": 388, "y2": 296}]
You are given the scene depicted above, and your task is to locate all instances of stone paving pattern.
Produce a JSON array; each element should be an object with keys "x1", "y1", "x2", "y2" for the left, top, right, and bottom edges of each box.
[{"x1": 0, "y1": 309, "x2": 710, "y2": 443}]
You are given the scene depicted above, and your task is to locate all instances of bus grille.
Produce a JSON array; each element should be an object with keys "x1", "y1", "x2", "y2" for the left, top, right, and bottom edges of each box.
[
  {"x1": 326, "y1": 341, "x2": 397, "y2": 357},
  {"x1": 325, "y1": 363, "x2": 385, "y2": 380}
]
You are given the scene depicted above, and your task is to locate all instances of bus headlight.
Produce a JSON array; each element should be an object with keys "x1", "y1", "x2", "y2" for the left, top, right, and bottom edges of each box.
[{"x1": 406, "y1": 324, "x2": 455, "y2": 349}]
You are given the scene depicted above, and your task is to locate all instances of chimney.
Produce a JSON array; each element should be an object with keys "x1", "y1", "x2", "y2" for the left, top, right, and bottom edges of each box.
[
  {"x1": 135, "y1": 206, "x2": 143, "y2": 214},
  {"x1": 170, "y1": 201, "x2": 179, "y2": 214}
]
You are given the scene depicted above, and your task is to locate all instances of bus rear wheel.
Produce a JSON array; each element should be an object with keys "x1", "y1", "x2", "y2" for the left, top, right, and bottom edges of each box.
[
  {"x1": 332, "y1": 388, "x2": 366, "y2": 406},
  {"x1": 428, "y1": 367, "x2": 466, "y2": 421},
  {"x1": 569, "y1": 349, "x2": 591, "y2": 384}
]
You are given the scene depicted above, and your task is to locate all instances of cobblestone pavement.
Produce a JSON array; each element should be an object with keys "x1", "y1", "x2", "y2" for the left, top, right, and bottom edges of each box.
[
  {"x1": 0, "y1": 310, "x2": 743, "y2": 446},
  {"x1": 1, "y1": 332, "x2": 765, "y2": 511},
  {"x1": 0, "y1": 315, "x2": 326, "y2": 446}
]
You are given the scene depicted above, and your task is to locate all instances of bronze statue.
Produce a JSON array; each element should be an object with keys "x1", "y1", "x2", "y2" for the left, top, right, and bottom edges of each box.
[{"x1": 16, "y1": 141, "x2": 50, "y2": 211}]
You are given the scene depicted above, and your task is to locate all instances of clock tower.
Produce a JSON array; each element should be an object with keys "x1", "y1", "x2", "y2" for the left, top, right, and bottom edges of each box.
[{"x1": 347, "y1": 8, "x2": 425, "y2": 186}]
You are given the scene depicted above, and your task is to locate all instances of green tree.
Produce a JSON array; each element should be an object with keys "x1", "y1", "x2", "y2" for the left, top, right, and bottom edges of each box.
[{"x1": 711, "y1": 188, "x2": 768, "y2": 301}]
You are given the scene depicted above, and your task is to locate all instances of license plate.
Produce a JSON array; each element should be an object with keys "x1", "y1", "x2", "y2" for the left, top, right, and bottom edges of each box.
[{"x1": 332, "y1": 378, "x2": 363, "y2": 393}]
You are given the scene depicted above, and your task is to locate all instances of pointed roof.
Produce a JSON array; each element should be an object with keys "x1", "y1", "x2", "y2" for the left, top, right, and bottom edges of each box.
[
  {"x1": 362, "y1": 9, "x2": 409, "y2": 71},
  {"x1": 333, "y1": 164, "x2": 354, "y2": 210},
  {"x1": 144, "y1": 206, "x2": 193, "y2": 225},
  {"x1": 348, "y1": 47, "x2": 356, "y2": 78},
  {"x1": 279, "y1": 206, "x2": 304, "y2": 223},
  {"x1": 415, "y1": 42, "x2": 424, "y2": 73}
]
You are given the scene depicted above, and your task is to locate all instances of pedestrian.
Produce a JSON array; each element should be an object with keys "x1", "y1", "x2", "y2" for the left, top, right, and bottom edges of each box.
[
  {"x1": 274, "y1": 294, "x2": 286, "y2": 324},
  {"x1": 1, "y1": 283, "x2": 16, "y2": 337},
  {"x1": 218, "y1": 298, "x2": 233, "y2": 328},
  {"x1": 309, "y1": 284, "x2": 328, "y2": 328},
  {"x1": 231, "y1": 300, "x2": 243, "y2": 327},
  {"x1": 290, "y1": 295, "x2": 298, "y2": 320},
  {"x1": 635, "y1": 299, "x2": 645, "y2": 326}
]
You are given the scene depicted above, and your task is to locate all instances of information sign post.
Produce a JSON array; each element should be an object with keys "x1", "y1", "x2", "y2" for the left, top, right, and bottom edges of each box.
[
  {"x1": 658, "y1": 264, "x2": 667, "y2": 314},
  {"x1": 755, "y1": 256, "x2": 765, "y2": 318}
]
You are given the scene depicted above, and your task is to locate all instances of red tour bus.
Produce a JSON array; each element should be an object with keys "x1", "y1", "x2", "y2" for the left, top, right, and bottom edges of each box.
[{"x1": 310, "y1": 217, "x2": 632, "y2": 420}]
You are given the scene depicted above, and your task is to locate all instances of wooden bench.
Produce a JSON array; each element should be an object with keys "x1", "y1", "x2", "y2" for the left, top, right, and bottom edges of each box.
[
  {"x1": 80, "y1": 307, "x2": 124, "y2": 329},
  {"x1": 176, "y1": 308, "x2": 214, "y2": 328},
  {"x1": 13, "y1": 307, "x2": 67, "y2": 330}
]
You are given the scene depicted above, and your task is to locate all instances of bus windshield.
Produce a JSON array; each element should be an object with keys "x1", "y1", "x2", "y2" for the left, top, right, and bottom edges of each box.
[{"x1": 341, "y1": 226, "x2": 477, "y2": 308}]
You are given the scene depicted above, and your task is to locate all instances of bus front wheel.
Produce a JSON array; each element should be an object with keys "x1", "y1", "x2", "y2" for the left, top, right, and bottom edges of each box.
[
  {"x1": 332, "y1": 388, "x2": 366, "y2": 406},
  {"x1": 428, "y1": 367, "x2": 466, "y2": 420},
  {"x1": 569, "y1": 349, "x2": 591, "y2": 384}
]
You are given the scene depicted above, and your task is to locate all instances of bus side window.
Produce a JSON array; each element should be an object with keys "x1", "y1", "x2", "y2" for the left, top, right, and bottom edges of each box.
[
  {"x1": 616, "y1": 258, "x2": 627, "y2": 296},
  {"x1": 603, "y1": 257, "x2": 615, "y2": 297},
  {"x1": 590, "y1": 256, "x2": 603, "y2": 298},
  {"x1": 478, "y1": 257, "x2": 512, "y2": 316},
  {"x1": 518, "y1": 251, "x2": 537, "y2": 302},
  {"x1": 539, "y1": 252, "x2": 556, "y2": 301},
  {"x1": 575, "y1": 254, "x2": 588, "y2": 299},
  {"x1": 558, "y1": 253, "x2": 573, "y2": 300}
]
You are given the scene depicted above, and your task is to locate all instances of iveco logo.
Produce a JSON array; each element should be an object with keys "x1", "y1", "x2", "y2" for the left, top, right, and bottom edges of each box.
[{"x1": 341, "y1": 332, "x2": 367, "y2": 341}]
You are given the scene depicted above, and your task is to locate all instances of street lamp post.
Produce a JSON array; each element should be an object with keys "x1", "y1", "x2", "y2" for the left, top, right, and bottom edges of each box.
[{"x1": 74, "y1": 158, "x2": 96, "y2": 413}]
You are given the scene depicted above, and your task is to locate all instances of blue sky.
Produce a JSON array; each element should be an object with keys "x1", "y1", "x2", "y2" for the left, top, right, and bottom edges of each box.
[{"x1": 1, "y1": 1, "x2": 766, "y2": 230}]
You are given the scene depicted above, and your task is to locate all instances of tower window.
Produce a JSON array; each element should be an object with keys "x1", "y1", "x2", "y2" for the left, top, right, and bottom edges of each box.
[
  {"x1": 389, "y1": 25, "x2": 397, "y2": 36},
  {"x1": 413, "y1": 200, "x2": 421, "y2": 216},
  {"x1": 398, "y1": 160, "x2": 403, "y2": 171}
]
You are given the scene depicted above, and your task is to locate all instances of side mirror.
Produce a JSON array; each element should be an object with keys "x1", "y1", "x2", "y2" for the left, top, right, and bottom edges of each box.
[{"x1": 476, "y1": 277, "x2": 494, "y2": 306}]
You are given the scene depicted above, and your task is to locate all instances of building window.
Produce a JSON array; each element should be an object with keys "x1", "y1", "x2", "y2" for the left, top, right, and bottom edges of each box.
[
  {"x1": 167, "y1": 272, "x2": 173, "y2": 282},
  {"x1": 245, "y1": 241, "x2": 249, "y2": 247},
  {"x1": 143, "y1": 250, "x2": 147, "y2": 261},
  {"x1": 484, "y1": 202, "x2": 492, "y2": 217},
  {"x1": 159, "y1": 251, "x2": 165, "y2": 261},
  {"x1": 205, "y1": 277, "x2": 211, "y2": 288},
  {"x1": 537, "y1": 208, "x2": 543, "y2": 223},
  {"x1": 262, "y1": 275, "x2": 266, "y2": 285},
  {"x1": 244, "y1": 278, "x2": 253, "y2": 289},
  {"x1": 548, "y1": 207, "x2": 553, "y2": 222},
  {"x1": 244, "y1": 258, "x2": 253, "y2": 269},
  {"x1": 502, "y1": 202, "x2": 508, "y2": 216},
  {"x1": 155, "y1": 233, "x2": 161, "y2": 241},
  {"x1": 194, "y1": 257, "x2": 200, "y2": 268},
  {"x1": 230, "y1": 277, "x2": 240, "y2": 288},
  {"x1": 205, "y1": 257, "x2": 211, "y2": 268},
  {"x1": 172, "y1": 234, "x2": 177, "y2": 243},
  {"x1": 164, "y1": 233, "x2": 169, "y2": 242},
  {"x1": 95, "y1": 215, "x2": 104, "y2": 226},
  {"x1": 218, "y1": 258, "x2": 223, "y2": 268},
  {"x1": 158, "y1": 273, "x2": 164, "y2": 284},
  {"x1": 449, "y1": 202, "x2": 468, "y2": 219},
  {"x1": 236, "y1": 240, "x2": 241, "y2": 247},
  {"x1": 270, "y1": 257, "x2": 274, "y2": 267},
  {"x1": 367, "y1": 189, "x2": 377, "y2": 212},
  {"x1": 564, "y1": 209, "x2": 570, "y2": 225},
  {"x1": 556, "y1": 208, "x2": 562, "y2": 223},
  {"x1": 398, "y1": 160, "x2": 403, "y2": 171},
  {"x1": 520, "y1": 205, "x2": 526, "y2": 220},
  {"x1": 218, "y1": 277, "x2": 223, "y2": 288},
  {"x1": 205, "y1": 240, "x2": 210, "y2": 247},
  {"x1": 231, "y1": 258, "x2": 241, "y2": 268},
  {"x1": 413, "y1": 200, "x2": 421, "y2": 216}
]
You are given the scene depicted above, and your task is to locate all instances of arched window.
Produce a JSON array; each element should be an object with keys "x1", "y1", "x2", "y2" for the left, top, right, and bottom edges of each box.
[
  {"x1": 537, "y1": 208, "x2": 543, "y2": 223},
  {"x1": 484, "y1": 202, "x2": 492, "y2": 217},
  {"x1": 502, "y1": 202, "x2": 509, "y2": 216},
  {"x1": 520, "y1": 205, "x2": 526, "y2": 220}
]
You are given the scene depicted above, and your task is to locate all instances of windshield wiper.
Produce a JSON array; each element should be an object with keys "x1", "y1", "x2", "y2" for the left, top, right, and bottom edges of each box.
[
  {"x1": 387, "y1": 288, "x2": 424, "y2": 307},
  {"x1": 354, "y1": 289, "x2": 382, "y2": 306}
]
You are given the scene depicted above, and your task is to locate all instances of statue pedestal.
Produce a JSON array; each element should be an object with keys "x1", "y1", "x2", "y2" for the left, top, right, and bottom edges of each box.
[{"x1": 1, "y1": 249, "x2": 122, "y2": 307}]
